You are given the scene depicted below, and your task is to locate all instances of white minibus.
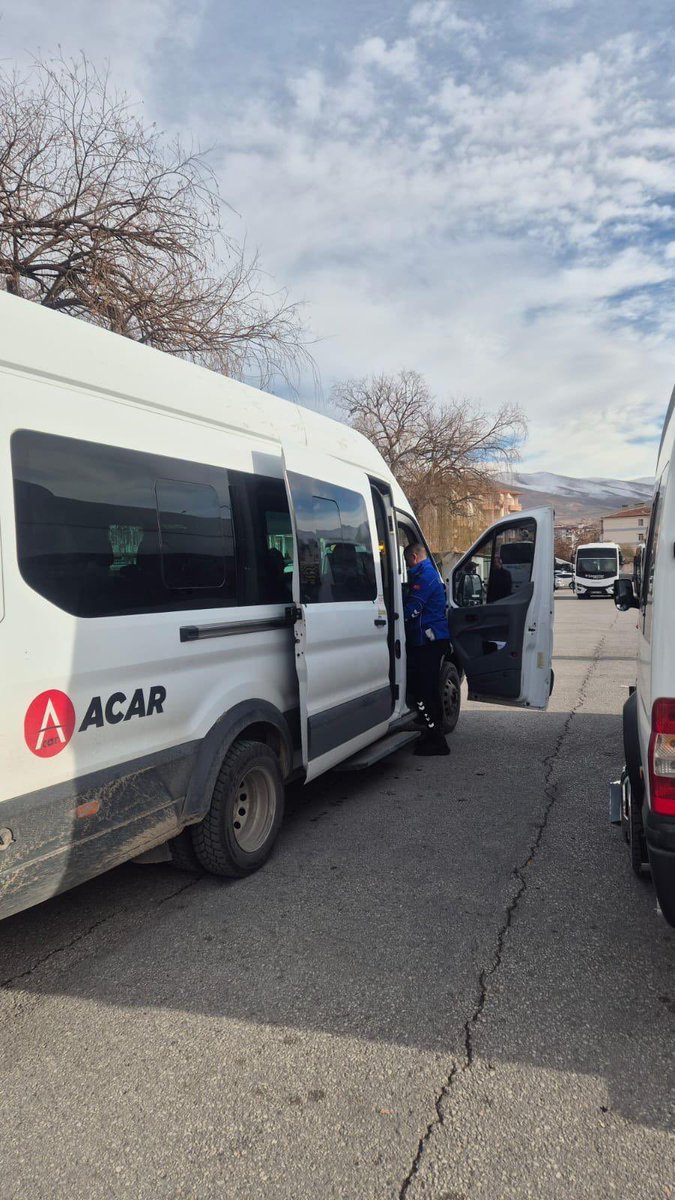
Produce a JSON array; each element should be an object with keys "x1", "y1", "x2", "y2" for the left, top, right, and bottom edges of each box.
[
  {"x1": 0, "y1": 294, "x2": 554, "y2": 920},
  {"x1": 574, "y1": 542, "x2": 622, "y2": 599},
  {"x1": 614, "y1": 386, "x2": 675, "y2": 927}
]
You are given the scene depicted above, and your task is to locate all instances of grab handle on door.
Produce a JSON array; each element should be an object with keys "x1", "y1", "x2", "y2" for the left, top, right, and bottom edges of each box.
[{"x1": 374, "y1": 618, "x2": 387, "y2": 627}]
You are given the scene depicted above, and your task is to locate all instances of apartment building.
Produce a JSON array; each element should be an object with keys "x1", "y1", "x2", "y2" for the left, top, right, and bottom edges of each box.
[{"x1": 601, "y1": 505, "x2": 651, "y2": 548}]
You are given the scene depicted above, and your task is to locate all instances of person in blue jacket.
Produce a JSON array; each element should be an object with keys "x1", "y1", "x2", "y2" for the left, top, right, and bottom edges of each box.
[{"x1": 403, "y1": 542, "x2": 450, "y2": 756}]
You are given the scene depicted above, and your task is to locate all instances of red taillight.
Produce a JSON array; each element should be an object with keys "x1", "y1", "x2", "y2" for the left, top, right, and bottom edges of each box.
[{"x1": 649, "y1": 698, "x2": 675, "y2": 816}]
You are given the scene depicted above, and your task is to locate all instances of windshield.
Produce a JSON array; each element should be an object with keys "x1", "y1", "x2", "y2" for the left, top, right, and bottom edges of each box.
[{"x1": 576, "y1": 549, "x2": 618, "y2": 577}]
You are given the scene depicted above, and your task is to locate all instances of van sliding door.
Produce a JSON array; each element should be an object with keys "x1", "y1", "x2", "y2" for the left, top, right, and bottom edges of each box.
[{"x1": 282, "y1": 447, "x2": 392, "y2": 780}]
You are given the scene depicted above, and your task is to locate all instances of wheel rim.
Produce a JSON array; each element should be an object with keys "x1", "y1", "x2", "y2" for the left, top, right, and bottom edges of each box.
[
  {"x1": 442, "y1": 672, "x2": 459, "y2": 723},
  {"x1": 232, "y1": 766, "x2": 276, "y2": 853}
]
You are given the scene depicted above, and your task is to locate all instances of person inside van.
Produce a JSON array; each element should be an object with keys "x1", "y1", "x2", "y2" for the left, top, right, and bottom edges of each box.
[
  {"x1": 403, "y1": 542, "x2": 450, "y2": 757},
  {"x1": 487, "y1": 555, "x2": 512, "y2": 603},
  {"x1": 264, "y1": 546, "x2": 291, "y2": 602}
]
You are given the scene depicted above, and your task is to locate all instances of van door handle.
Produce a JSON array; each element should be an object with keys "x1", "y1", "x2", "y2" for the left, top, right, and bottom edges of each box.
[{"x1": 374, "y1": 618, "x2": 387, "y2": 627}]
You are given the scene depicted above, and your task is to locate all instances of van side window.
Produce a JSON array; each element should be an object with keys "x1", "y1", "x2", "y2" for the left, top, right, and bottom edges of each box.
[
  {"x1": 287, "y1": 474, "x2": 377, "y2": 604},
  {"x1": 11, "y1": 430, "x2": 236, "y2": 617},
  {"x1": 156, "y1": 479, "x2": 228, "y2": 590},
  {"x1": 453, "y1": 519, "x2": 536, "y2": 607},
  {"x1": 234, "y1": 474, "x2": 293, "y2": 604}
]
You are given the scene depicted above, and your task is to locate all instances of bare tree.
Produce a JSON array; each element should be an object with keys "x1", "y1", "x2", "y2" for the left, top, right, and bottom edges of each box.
[
  {"x1": 332, "y1": 370, "x2": 527, "y2": 544},
  {"x1": 0, "y1": 55, "x2": 309, "y2": 383},
  {"x1": 554, "y1": 531, "x2": 576, "y2": 563}
]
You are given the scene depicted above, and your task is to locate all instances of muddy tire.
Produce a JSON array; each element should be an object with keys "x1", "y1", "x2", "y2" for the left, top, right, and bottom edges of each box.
[{"x1": 191, "y1": 739, "x2": 285, "y2": 878}]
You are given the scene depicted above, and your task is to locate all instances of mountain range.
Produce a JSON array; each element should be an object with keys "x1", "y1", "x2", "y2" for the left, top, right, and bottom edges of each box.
[{"x1": 499, "y1": 472, "x2": 655, "y2": 522}]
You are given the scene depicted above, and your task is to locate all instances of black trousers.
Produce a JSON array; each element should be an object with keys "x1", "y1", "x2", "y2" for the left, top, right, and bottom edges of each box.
[{"x1": 407, "y1": 640, "x2": 448, "y2": 731}]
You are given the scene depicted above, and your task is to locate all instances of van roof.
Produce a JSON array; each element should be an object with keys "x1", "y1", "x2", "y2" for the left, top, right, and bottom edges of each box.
[{"x1": 0, "y1": 293, "x2": 406, "y2": 504}]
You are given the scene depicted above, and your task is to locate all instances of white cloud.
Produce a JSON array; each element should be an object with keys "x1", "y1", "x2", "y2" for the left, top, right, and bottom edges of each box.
[
  {"x1": 408, "y1": 1, "x2": 487, "y2": 40},
  {"x1": 351, "y1": 36, "x2": 419, "y2": 82},
  {"x1": 0, "y1": 0, "x2": 208, "y2": 102},
  {"x1": 288, "y1": 68, "x2": 325, "y2": 122}
]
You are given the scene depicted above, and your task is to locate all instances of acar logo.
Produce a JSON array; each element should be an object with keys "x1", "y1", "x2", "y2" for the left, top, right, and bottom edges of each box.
[{"x1": 24, "y1": 690, "x2": 76, "y2": 758}]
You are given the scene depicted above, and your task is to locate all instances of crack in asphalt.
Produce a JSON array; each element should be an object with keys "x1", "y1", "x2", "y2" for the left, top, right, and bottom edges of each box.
[
  {"x1": 399, "y1": 615, "x2": 617, "y2": 1200},
  {"x1": 0, "y1": 874, "x2": 202, "y2": 991}
]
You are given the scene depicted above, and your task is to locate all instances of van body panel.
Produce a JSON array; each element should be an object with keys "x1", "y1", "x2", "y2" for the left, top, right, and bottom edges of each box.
[
  {"x1": 282, "y1": 445, "x2": 392, "y2": 780},
  {"x1": 449, "y1": 507, "x2": 554, "y2": 710}
]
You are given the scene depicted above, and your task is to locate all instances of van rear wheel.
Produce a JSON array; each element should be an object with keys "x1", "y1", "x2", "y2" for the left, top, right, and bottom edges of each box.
[{"x1": 191, "y1": 739, "x2": 285, "y2": 878}]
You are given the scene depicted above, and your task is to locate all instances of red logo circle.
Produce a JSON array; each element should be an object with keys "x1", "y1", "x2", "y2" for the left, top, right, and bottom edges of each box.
[{"x1": 24, "y1": 690, "x2": 76, "y2": 758}]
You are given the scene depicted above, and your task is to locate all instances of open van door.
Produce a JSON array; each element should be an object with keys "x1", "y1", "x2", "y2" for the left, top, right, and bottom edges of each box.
[
  {"x1": 449, "y1": 507, "x2": 554, "y2": 709},
  {"x1": 282, "y1": 446, "x2": 392, "y2": 780}
]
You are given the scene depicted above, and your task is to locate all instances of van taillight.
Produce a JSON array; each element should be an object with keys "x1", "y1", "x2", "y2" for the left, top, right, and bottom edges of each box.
[{"x1": 648, "y1": 699, "x2": 675, "y2": 816}]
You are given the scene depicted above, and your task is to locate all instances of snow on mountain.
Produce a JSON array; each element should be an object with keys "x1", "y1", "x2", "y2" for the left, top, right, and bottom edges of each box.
[
  {"x1": 496, "y1": 472, "x2": 655, "y2": 521},
  {"x1": 504, "y1": 472, "x2": 654, "y2": 504}
]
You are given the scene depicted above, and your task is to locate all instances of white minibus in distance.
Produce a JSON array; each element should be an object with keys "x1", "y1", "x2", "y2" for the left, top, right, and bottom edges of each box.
[
  {"x1": 574, "y1": 542, "x2": 622, "y2": 599},
  {"x1": 0, "y1": 294, "x2": 555, "y2": 920},
  {"x1": 614, "y1": 387, "x2": 675, "y2": 927}
]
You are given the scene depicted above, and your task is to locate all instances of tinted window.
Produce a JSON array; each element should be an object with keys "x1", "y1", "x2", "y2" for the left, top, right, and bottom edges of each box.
[
  {"x1": 12, "y1": 430, "x2": 236, "y2": 617},
  {"x1": 156, "y1": 479, "x2": 227, "y2": 589},
  {"x1": 234, "y1": 474, "x2": 294, "y2": 604},
  {"x1": 454, "y1": 519, "x2": 536, "y2": 607},
  {"x1": 575, "y1": 547, "x2": 618, "y2": 577},
  {"x1": 287, "y1": 474, "x2": 377, "y2": 603}
]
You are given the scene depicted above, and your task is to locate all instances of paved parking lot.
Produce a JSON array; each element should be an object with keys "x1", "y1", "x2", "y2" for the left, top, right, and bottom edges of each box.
[{"x1": 0, "y1": 592, "x2": 673, "y2": 1199}]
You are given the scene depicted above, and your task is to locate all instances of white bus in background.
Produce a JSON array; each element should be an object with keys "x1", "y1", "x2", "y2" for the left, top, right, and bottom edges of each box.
[
  {"x1": 574, "y1": 542, "x2": 622, "y2": 599},
  {"x1": 0, "y1": 293, "x2": 556, "y2": 922}
]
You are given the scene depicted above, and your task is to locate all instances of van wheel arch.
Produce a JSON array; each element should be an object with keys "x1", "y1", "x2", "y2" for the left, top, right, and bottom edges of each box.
[
  {"x1": 182, "y1": 701, "x2": 295, "y2": 827},
  {"x1": 191, "y1": 738, "x2": 285, "y2": 877}
]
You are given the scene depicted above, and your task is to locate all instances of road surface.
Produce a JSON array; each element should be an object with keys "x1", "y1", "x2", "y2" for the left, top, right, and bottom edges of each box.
[{"x1": 0, "y1": 593, "x2": 673, "y2": 1199}]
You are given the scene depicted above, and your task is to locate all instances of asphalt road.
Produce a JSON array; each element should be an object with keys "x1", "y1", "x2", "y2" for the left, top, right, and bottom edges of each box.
[{"x1": 0, "y1": 594, "x2": 673, "y2": 1200}]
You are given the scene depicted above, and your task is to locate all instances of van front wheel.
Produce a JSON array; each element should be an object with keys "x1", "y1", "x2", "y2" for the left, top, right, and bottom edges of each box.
[
  {"x1": 440, "y1": 661, "x2": 461, "y2": 734},
  {"x1": 191, "y1": 740, "x2": 285, "y2": 877}
]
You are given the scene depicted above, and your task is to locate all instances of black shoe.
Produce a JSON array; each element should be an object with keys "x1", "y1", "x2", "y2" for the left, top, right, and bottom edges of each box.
[{"x1": 414, "y1": 733, "x2": 450, "y2": 757}]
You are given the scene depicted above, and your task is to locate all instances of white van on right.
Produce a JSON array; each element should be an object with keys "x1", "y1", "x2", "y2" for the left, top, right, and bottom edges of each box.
[{"x1": 614, "y1": 385, "x2": 675, "y2": 928}]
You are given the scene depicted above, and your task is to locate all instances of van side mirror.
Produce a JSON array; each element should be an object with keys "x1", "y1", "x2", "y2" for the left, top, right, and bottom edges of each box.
[{"x1": 614, "y1": 578, "x2": 638, "y2": 611}]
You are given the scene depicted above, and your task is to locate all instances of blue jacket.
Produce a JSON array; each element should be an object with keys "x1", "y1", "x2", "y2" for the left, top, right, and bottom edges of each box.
[{"x1": 404, "y1": 557, "x2": 448, "y2": 647}]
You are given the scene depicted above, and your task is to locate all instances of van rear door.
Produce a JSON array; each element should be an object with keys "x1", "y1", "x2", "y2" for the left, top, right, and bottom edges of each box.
[
  {"x1": 449, "y1": 507, "x2": 554, "y2": 709},
  {"x1": 282, "y1": 447, "x2": 392, "y2": 780}
]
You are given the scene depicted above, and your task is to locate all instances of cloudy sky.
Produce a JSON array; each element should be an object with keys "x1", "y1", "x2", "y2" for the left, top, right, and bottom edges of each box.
[{"x1": 3, "y1": 0, "x2": 675, "y2": 478}]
